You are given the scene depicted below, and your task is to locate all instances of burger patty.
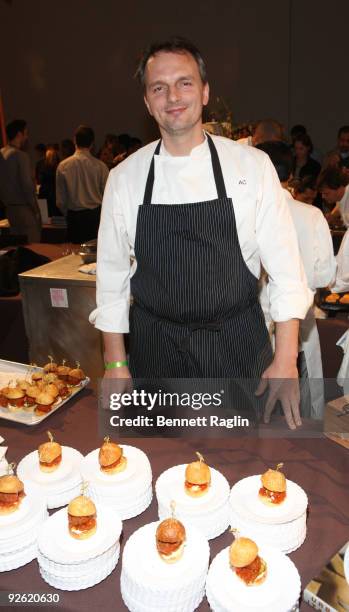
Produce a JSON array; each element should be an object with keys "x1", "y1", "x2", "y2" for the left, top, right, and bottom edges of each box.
[
  {"x1": 25, "y1": 396, "x2": 36, "y2": 406},
  {"x1": 67, "y1": 376, "x2": 82, "y2": 385},
  {"x1": 259, "y1": 486, "x2": 286, "y2": 504},
  {"x1": 0, "y1": 395, "x2": 7, "y2": 407},
  {"x1": 35, "y1": 403, "x2": 53, "y2": 413},
  {"x1": 8, "y1": 397, "x2": 25, "y2": 407},
  {"x1": 156, "y1": 540, "x2": 182, "y2": 555},
  {"x1": 185, "y1": 481, "x2": 208, "y2": 491},
  {"x1": 235, "y1": 556, "x2": 262, "y2": 585},
  {"x1": 68, "y1": 514, "x2": 96, "y2": 530},
  {"x1": 40, "y1": 455, "x2": 62, "y2": 468},
  {"x1": 0, "y1": 490, "x2": 25, "y2": 504},
  {"x1": 102, "y1": 457, "x2": 121, "y2": 470}
]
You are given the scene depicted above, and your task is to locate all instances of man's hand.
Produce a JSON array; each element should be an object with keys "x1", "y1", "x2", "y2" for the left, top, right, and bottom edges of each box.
[
  {"x1": 256, "y1": 361, "x2": 301, "y2": 430},
  {"x1": 103, "y1": 365, "x2": 133, "y2": 395}
]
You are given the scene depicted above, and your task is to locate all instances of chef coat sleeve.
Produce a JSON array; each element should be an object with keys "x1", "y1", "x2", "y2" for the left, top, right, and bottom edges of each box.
[
  {"x1": 331, "y1": 228, "x2": 349, "y2": 293},
  {"x1": 312, "y1": 212, "x2": 337, "y2": 289},
  {"x1": 89, "y1": 172, "x2": 131, "y2": 333},
  {"x1": 256, "y1": 156, "x2": 313, "y2": 321}
]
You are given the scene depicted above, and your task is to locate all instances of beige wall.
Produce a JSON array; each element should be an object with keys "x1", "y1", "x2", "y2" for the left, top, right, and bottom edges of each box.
[{"x1": 0, "y1": 0, "x2": 347, "y2": 155}]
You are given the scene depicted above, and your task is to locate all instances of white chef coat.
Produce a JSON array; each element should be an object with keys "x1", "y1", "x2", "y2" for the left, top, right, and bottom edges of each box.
[
  {"x1": 261, "y1": 188, "x2": 336, "y2": 417},
  {"x1": 332, "y1": 227, "x2": 349, "y2": 292},
  {"x1": 90, "y1": 135, "x2": 312, "y2": 333},
  {"x1": 332, "y1": 184, "x2": 349, "y2": 227}
]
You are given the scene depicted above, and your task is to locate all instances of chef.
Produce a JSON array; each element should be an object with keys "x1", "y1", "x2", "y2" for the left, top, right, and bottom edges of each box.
[{"x1": 90, "y1": 37, "x2": 312, "y2": 429}]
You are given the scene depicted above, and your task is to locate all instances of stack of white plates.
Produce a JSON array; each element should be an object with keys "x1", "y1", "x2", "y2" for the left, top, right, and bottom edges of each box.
[
  {"x1": 121, "y1": 521, "x2": 210, "y2": 612},
  {"x1": 81, "y1": 445, "x2": 152, "y2": 520},
  {"x1": 206, "y1": 544, "x2": 301, "y2": 612},
  {"x1": 0, "y1": 490, "x2": 47, "y2": 571},
  {"x1": 229, "y1": 476, "x2": 308, "y2": 553},
  {"x1": 17, "y1": 447, "x2": 83, "y2": 509},
  {"x1": 37, "y1": 504, "x2": 122, "y2": 590},
  {"x1": 156, "y1": 465, "x2": 230, "y2": 540}
]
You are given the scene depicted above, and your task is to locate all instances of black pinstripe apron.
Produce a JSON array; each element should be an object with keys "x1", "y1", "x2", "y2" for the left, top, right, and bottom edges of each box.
[{"x1": 129, "y1": 135, "x2": 272, "y2": 379}]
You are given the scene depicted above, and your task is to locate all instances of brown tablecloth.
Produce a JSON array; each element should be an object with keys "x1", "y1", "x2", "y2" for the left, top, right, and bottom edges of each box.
[{"x1": 0, "y1": 390, "x2": 348, "y2": 611}]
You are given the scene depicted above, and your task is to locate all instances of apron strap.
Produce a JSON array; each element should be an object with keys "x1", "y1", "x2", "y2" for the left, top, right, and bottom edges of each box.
[
  {"x1": 143, "y1": 140, "x2": 161, "y2": 205},
  {"x1": 142, "y1": 133, "x2": 228, "y2": 205}
]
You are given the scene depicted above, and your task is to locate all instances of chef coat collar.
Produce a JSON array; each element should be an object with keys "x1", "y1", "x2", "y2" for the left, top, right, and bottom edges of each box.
[{"x1": 159, "y1": 131, "x2": 209, "y2": 160}]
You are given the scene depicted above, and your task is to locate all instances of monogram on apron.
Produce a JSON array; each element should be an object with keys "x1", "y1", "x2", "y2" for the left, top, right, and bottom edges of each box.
[{"x1": 129, "y1": 134, "x2": 272, "y2": 379}]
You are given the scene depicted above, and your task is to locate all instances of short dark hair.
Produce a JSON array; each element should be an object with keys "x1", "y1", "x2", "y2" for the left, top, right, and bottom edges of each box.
[
  {"x1": 293, "y1": 132, "x2": 313, "y2": 153},
  {"x1": 338, "y1": 125, "x2": 349, "y2": 138},
  {"x1": 317, "y1": 166, "x2": 349, "y2": 190},
  {"x1": 290, "y1": 124, "x2": 307, "y2": 138},
  {"x1": 293, "y1": 175, "x2": 317, "y2": 194},
  {"x1": 257, "y1": 141, "x2": 293, "y2": 183},
  {"x1": 6, "y1": 119, "x2": 27, "y2": 140},
  {"x1": 135, "y1": 36, "x2": 207, "y2": 86},
  {"x1": 74, "y1": 125, "x2": 94, "y2": 148},
  {"x1": 35, "y1": 143, "x2": 46, "y2": 154}
]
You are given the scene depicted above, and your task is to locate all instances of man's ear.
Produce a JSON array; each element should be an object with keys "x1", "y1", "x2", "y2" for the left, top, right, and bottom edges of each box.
[
  {"x1": 202, "y1": 82, "x2": 210, "y2": 107},
  {"x1": 144, "y1": 95, "x2": 153, "y2": 117}
]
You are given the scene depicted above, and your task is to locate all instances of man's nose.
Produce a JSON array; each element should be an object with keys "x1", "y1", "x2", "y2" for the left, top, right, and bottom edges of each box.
[{"x1": 167, "y1": 85, "x2": 180, "y2": 103}]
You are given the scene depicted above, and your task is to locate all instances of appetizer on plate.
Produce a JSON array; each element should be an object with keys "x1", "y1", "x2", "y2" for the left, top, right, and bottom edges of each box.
[
  {"x1": 156, "y1": 516, "x2": 186, "y2": 563},
  {"x1": 339, "y1": 293, "x2": 349, "y2": 304},
  {"x1": 0, "y1": 464, "x2": 25, "y2": 515},
  {"x1": 230, "y1": 534, "x2": 267, "y2": 586},
  {"x1": 38, "y1": 431, "x2": 62, "y2": 472},
  {"x1": 6, "y1": 387, "x2": 26, "y2": 412},
  {"x1": 67, "y1": 487, "x2": 97, "y2": 540},
  {"x1": 325, "y1": 293, "x2": 339, "y2": 303},
  {"x1": 259, "y1": 463, "x2": 286, "y2": 506},
  {"x1": 98, "y1": 437, "x2": 127, "y2": 474},
  {"x1": 184, "y1": 452, "x2": 211, "y2": 497},
  {"x1": 35, "y1": 391, "x2": 56, "y2": 416},
  {"x1": 43, "y1": 356, "x2": 58, "y2": 374},
  {"x1": 67, "y1": 362, "x2": 85, "y2": 387}
]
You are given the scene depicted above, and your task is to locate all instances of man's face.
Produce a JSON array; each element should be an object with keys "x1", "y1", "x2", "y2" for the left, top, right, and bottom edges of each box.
[
  {"x1": 143, "y1": 51, "x2": 209, "y2": 137},
  {"x1": 295, "y1": 188, "x2": 317, "y2": 204},
  {"x1": 338, "y1": 131, "x2": 349, "y2": 154},
  {"x1": 320, "y1": 185, "x2": 345, "y2": 204}
]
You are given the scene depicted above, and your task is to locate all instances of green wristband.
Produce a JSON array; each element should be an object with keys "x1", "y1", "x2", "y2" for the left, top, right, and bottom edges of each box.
[{"x1": 104, "y1": 360, "x2": 129, "y2": 370}]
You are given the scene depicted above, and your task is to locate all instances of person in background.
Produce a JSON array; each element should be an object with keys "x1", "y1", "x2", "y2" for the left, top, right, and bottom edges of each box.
[
  {"x1": 293, "y1": 176, "x2": 318, "y2": 205},
  {"x1": 258, "y1": 141, "x2": 336, "y2": 418},
  {"x1": 0, "y1": 119, "x2": 41, "y2": 242},
  {"x1": 38, "y1": 147, "x2": 61, "y2": 217},
  {"x1": 56, "y1": 125, "x2": 109, "y2": 244},
  {"x1": 252, "y1": 119, "x2": 284, "y2": 146},
  {"x1": 325, "y1": 126, "x2": 349, "y2": 170},
  {"x1": 317, "y1": 166, "x2": 349, "y2": 226},
  {"x1": 127, "y1": 137, "x2": 142, "y2": 155},
  {"x1": 293, "y1": 133, "x2": 321, "y2": 180},
  {"x1": 290, "y1": 125, "x2": 323, "y2": 164},
  {"x1": 60, "y1": 138, "x2": 75, "y2": 160},
  {"x1": 34, "y1": 143, "x2": 47, "y2": 185}
]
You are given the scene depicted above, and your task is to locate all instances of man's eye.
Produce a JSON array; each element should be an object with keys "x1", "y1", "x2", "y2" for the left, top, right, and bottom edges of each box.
[
  {"x1": 182, "y1": 81, "x2": 192, "y2": 86},
  {"x1": 153, "y1": 86, "x2": 163, "y2": 93}
]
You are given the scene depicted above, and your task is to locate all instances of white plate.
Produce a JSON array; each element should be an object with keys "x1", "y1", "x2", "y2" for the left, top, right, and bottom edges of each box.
[
  {"x1": 17, "y1": 447, "x2": 83, "y2": 489},
  {"x1": 80, "y1": 446, "x2": 151, "y2": 487},
  {"x1": 0, "y1": 491, "x2": 46, "y2": 539},
  {"x1": 38, "y1": 504, "x2": 122, "y2": 564},
  {"x1": 0, "y1": 359, "x2": 89, "y2": 426},
  {"x1": 156, "y1": 464, "x2": 230, "y2": 514},
  {"x1": 206, "y1": 544, "x2": 301, "y2": 612},
  {"x1": 229, "y1": 475, "x2": 308, "y2": 524},
  {"x1": 122, "y1": 521, "x2": 209, "y2": 585}
]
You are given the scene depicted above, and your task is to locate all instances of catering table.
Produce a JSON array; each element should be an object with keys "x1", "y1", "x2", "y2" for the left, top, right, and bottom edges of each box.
[{"x1": 0, "y1": 390, "x2": 348, "y2": 611}]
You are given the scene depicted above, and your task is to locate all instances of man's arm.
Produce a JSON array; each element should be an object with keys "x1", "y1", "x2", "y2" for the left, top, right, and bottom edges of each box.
[
  {"x1": 56, "y1": 165, "x2": 68, "y2": 215},
  {"x1": 257, "y1": 319, "x2": 301, "y2": 429},
  {"x1": 103, "y1": 332, "x2": 131, "y2": 379}
]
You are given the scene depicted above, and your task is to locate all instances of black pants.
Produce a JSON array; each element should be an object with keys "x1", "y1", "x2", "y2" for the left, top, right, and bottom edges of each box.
[{"x1": 67, "y1": 207, "x2": 101, "y2": 244}]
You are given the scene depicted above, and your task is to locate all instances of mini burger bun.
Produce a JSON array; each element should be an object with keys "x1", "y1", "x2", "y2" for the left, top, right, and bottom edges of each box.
[
  {"x1": 68, "y1": 495, "x2": 96, "y2": 517},
  {"x1": 38, "y1": 441, "x2": 62, "y2": 471},
  {"x1": 0, "y1": 475, "x2": 24, "y2": 495},
  {"x1": 229, "y1": 537, "x2": 258, "y2": 568},
  {"x1": 0, "y1": 475, "x2": 24, "y2": 514},
  {"x1": 99, "y1": 441, "x2": 126, "y2": 473},
  {"x1": 156, "y1": 518, "x2": 186, "y2": 563},
  {"x1": 4, "y1": 387, "x2": 25, "y2": 400},
  {"x1": 185, "y1": 460, "x2": 211, "y2": 486},
  {"x1": 261, "y1": 469, "x2": 286, "y2": 493}
]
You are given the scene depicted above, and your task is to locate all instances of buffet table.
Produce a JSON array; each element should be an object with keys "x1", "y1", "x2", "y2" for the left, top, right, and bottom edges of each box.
[{"x1": 0, "y1": 390, "x2": 348, "y2": 611}]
